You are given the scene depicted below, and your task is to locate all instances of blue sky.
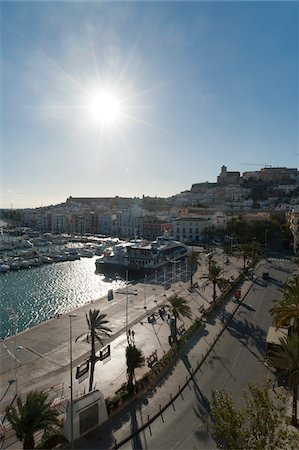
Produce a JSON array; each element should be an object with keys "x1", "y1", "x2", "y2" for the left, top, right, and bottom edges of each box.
[{"x1": 1, "y1": 1, "x2": 298, "y2": 208}]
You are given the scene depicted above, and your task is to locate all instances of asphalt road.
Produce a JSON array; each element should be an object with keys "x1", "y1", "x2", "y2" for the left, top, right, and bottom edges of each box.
[{"x1": 118, "y1": 258, "x2": 295, "y2": 450}]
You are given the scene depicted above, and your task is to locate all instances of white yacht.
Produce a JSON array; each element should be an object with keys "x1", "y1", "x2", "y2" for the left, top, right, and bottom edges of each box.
[{"x1": 0, "y1": 263, "x2": 10, "y2": 273}]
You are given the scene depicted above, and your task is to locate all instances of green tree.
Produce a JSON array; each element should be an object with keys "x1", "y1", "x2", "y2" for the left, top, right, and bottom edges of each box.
[
  {"x1": 239, "y1": 243, "x2": 252, "y2": 270},
  {"x1": 270, "y1": 276, "x2": 299, "y2": 336},
  {"x1": 268, "y1": 335, "x2": 299, "y2": 427},
  {"x1": 202, "y1": 260, "x2": 224, "y2": 302},
  {"x1": 209, "y1": 380, "x2": 299, "y2": 449},
  {"x1": 166, "y1": 293, "x2": 192, "y2": 341},
  {"x1": 125, "y1": 345, "x2": 145, "y2": 395},
  {"x1": 188, "y1": 249, "x2": 200, "y2": 287},
  {"x1": 6, "y1": 391, "x2": 61, "y2": 449},
  {"x1": 76, "y1": 309, "x2": 112, "y2": 392}
]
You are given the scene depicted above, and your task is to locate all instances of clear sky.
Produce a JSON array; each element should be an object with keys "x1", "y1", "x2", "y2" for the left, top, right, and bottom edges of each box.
[{"x1": 1, "y1": 1, "x2": 298, "y2": 208}]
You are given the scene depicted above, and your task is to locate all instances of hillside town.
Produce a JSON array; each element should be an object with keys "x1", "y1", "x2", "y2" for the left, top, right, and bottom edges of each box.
[{"x1": 1, "y1": 165, "x2": 299, "y2": 253}]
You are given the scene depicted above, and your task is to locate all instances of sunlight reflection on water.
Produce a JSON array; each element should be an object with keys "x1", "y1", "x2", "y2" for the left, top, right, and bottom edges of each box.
[{"x1": 0, "y1": 256, "x2": 125, "y2": 339}]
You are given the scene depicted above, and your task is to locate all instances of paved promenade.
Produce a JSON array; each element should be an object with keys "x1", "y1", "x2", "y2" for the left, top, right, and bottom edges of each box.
[{"x1": 0, "y1": 250, "x2": 244, "y2": 448}]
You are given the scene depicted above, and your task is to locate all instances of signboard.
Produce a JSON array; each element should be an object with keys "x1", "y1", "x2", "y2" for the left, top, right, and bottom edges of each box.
[
  {"x1": 107, "y1": 289, "x2": 114, "y2": 301},
  {"x1": 98, "y1": 345, "x2": 111, "y2": 361},
  {"x1": 76, "y1": 360, "x2": 89, "y2": 380}
]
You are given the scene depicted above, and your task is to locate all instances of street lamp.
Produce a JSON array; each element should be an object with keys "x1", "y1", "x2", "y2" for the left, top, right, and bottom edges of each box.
[
  {"x1": 69, "y1": 313, "x2": 77, "y2": 449},
  {"x1": 125, "y1": 270, "x2": 129, "y2": 343},
  {"x1": 154, "y1": 271, "x2": 157, "y2": 303},
  {"x1": 14, "y1": 345, "x2": 23, "y2": 397},
  {"x1": 265, "y1": 229, "x2": 268, "y2": 258},
  {"x1": 144, "y1": 274, "x2": 147, "y2": 309}
]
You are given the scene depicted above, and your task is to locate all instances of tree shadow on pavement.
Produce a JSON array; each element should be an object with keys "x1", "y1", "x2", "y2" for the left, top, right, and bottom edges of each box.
[
  {"x1": 226, "y1": 315, "x2": 266, "y2": 360},
  {"x1": 79, "y1": 395, "x2": 150, "y2": 449},
  {"x1": 191, "y1": 374, "x2": 213, "y2": 445},
  {"x1": 180, "y1": 353, "x2": 213, "y2": 445},
  {"x1": 129, "y1": 404, "x2": 144, "y2": 450}
]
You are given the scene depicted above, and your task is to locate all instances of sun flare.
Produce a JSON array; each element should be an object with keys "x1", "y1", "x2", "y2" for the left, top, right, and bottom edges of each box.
[{"x1": 87, "y1": 91, "x2": 122, "y2": 126}]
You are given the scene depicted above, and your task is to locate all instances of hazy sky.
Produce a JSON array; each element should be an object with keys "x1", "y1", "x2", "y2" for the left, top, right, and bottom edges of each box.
[{"x1": 1, "y1": 1, "x2": 298, "y2": 208}]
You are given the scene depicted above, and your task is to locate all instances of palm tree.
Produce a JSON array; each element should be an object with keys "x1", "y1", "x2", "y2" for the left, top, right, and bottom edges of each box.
[
  {"x1": 268, "y1": 335, "x2": 299, "y2": 427},
  {"x1": 126, "y1": 345, "x2": 145, "y2": 395},
  {"x1": 188, "y1": 249, "x2": 200, "y2": 287},
  {"x1": 166, "y1": 293, "x2": 192, "y2": 341},
  {"x1": 269, "y1": 276, "x2": 299, "y2": 335},
  {"x1": 76, "y1": 309, "x2": 112, "y2": 392},
  {"x1": 204, "y1": 260, "x2": 223, "y2": 303},
  {"x1": 6, "y1": 391, "x2": 61, "y2": 449},
  {"x1": 239, "y1": 244, "x2": 252, "y2": 270}
]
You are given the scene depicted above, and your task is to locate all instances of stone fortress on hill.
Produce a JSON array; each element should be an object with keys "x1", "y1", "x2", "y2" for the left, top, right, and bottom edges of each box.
[{"x1": 190, "y1": 165, "x2": 298, "y2": 192}]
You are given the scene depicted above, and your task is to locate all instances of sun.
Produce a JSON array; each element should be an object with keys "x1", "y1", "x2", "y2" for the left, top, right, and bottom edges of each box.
[{"x1": 87, "y1": 90, "x2": 122, "y2": 126}]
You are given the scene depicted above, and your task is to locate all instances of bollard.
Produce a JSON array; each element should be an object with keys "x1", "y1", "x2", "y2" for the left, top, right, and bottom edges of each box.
[
  {"x1": 178, "y1": 384, "x2": 180, "y2": 390},
  {"x1": 147, "y1": 414, "x2": 150, "y2": 422},
  {"x1": 114, "y1": 438, "x2": 117, "y2": 447}
]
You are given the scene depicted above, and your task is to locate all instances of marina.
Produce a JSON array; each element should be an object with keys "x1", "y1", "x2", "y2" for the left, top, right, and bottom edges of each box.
[
  {"x1": 0, "y1": 253, "x2": 125, "y2": 340},
  {"x1": 0, "y1": 231, "x2": 192, "y2": 340}
]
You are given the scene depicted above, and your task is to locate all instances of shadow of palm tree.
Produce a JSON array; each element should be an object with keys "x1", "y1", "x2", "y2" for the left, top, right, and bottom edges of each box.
[
  {"x1": 129, "y1": 404, "x2": 144, "y2": 450},
  {"x1": 191, "y1": 374, "x2": 213, "y2": 444},
  {"x1": 180, "y1": 353, "x2": 213, "y2": 444},
  {"x1": 226, "y1": 315, "x2": 266, "y2": 359}
]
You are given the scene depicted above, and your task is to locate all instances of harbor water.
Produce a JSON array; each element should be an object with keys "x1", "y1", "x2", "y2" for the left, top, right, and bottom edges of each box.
[{"x1": 0, "y1": 256, "x2": 125, "y2": 340}]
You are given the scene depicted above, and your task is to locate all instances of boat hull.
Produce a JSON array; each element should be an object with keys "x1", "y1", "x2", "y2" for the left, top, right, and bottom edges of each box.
[{"x1": 95, "y1": 256, "x2": 187, "y2": 280}]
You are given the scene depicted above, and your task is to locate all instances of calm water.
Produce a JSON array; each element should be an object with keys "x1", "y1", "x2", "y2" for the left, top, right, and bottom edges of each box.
[{"x1": 0, "y1": 256, "x2": 125, "y2": 340}]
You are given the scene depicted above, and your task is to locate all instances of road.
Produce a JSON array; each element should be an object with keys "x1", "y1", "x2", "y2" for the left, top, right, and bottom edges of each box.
[{"x1": 117, "y1": 258, "x2": 295, "y2": 450}]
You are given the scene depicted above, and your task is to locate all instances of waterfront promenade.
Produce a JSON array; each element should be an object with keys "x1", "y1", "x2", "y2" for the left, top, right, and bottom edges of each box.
[{"x1": 1, "y1": 251, "x2": 245, "y2": 447}]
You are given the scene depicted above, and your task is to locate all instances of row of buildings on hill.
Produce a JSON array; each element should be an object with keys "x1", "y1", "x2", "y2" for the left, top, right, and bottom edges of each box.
[{"x1": 1, "y1": 165, "x2": 298, "y2": 251}]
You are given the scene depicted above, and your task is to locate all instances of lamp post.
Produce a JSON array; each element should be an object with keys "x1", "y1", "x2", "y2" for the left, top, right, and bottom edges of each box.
[
  {"x1": 144, "y1": 274, "x2": 147, "y2": 309},
  {"x1": 14, "y1": 345, "x2": 23, "y2": 398},
  {"x1": 69, "y1": 313, "x2": 77, "y2": 449},
  {"x1": 251, "y1": 237, "x2": 256, "y2": 261},
  {"x1": 265, "y1": 229, "x2": 268, "y2": 258},
  {"x1": 125, "y1": 270, "x2": 129, "y2": 343}
]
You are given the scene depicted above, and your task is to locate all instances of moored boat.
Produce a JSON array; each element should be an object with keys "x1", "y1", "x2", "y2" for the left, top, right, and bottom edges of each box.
[{"x1": 95, "y1": 234, "x2": 189, "y2": 277}]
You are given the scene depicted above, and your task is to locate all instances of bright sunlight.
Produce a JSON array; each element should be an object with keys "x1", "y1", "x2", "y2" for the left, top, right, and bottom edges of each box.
[{"x1": 87, "y1": 90, "x2": 122, "y2": 126}]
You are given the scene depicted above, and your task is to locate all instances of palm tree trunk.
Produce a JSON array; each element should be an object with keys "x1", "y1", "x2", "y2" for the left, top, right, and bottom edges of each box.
[
  {"x1": 23, "y1": 435, "x2": 35, "y2": 449},
  {"x1": 292, "y1": 371, "x2": 298, "y2": 427},
  {"x1": 213, "y1": 281, "x2": 217, "y2": 302},
  {"x1": 89, "y1": 333, "x2": 96, "y2": 392},
  {"x1": 127, "y1": 372, "x2": 134, "y2": 395},
  {"x1": 174, "y1": 316, "x2": 178, "y2": 341},
  {"x1": 89, "y1": 360, "x2": 95, "y2": 392}
]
